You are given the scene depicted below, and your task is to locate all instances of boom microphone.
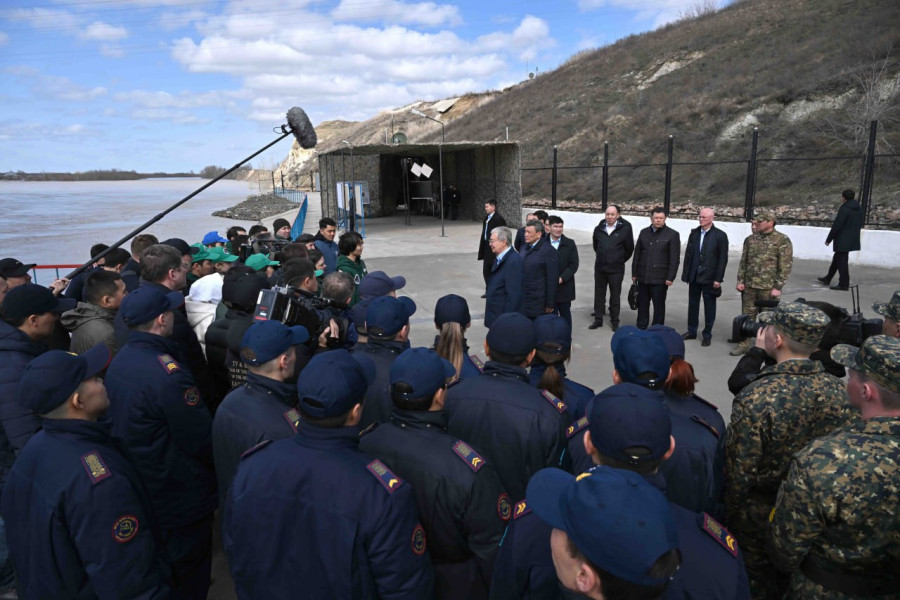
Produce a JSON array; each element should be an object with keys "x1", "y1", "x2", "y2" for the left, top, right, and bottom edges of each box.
[{"x1": 286, "y1": 107, "x2": 317, "y2": 149}]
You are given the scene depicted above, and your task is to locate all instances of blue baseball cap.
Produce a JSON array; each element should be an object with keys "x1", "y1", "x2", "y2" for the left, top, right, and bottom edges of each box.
[
  {"x1": 390, "y1": 347, "x2": 456, "y2": 400},
  {"x1": 646, "y1": 325, "x2": 684, "y2": 360},
  {"x1": 120, "y1": 286, "x2": 184, "y2": 327},
  {"x1": 239, "y1": 321, "x2": 310, "y2": 366},
  {"x1": 610, "y1": 326, "x2": 671, "y2": 388},
  {"x1": 527, "y1": 466, "x2": 679, "y2": 587},
  {"x1": 486, "y1": 312, "x2": 536, "y2": 356},
  {"x1": 588, "y1": 383, "x2": 671, "y2": 465},
  {"x1": 434, "y1": 294, "x2": 470, "y2": 327},
  {"x1": 366, "y1": 296, "x2": 416, "y2": 338},
  {"x1": 202, "y1": 231, "x2": 228, "y2": 245},
  {"x1": 18, "y1": 344, "x2": 111, "y2": 414},
  {"x1": 297, "y1": 350, "x2": 376, "y2": 418},
  {"x1": 534, "y1": 314, "x2": 571, "y2": 354},
  {"x1": 1, "y1": 283, "x2": 76, "y2": 320},
  {"x1": 358, "y1": 271, "x2": 406, "y2": 298}
]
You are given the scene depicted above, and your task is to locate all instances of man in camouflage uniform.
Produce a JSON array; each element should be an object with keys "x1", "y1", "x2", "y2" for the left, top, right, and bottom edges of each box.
[
  {"x1": 724, "y1": 302, "x2": 856, "y2": 600},
  {"x1": 873, "y1": 289, "x2": 900, "y2": 338},
  {"x1": 769, "y1": 335, "x2": 900, "y2": 599},
  {"x1": 732, "y1": 209, "x2": 793, "y2": 355}
]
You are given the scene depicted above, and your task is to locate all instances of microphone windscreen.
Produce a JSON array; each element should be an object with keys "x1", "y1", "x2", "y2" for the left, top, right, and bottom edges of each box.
[{"x1": 286, "y1": 107, "x2": 317, "y2": 149}]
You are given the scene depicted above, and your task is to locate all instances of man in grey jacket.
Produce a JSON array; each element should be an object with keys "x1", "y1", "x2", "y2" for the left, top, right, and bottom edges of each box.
[{"x1": 61, "y1": 270, "x2": 126, "y2": 355}]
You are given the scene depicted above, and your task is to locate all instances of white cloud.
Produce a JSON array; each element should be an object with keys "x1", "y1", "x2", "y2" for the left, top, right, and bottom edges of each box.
[
  {"x1": 1, "y1": 7, "x2": 83, "y2": 30},
  {"x1": 4, "y1": 68, "x2": 107, "y2": 102},
  {"x1": 79, "y1": 21, "x2": 128, "y2": 42},
  {"x1": 331, "y1": 0, "x2": 463, "y2": 27},
  {"x1": 0, "y1": 32, "x2": 8, "y2": 46}
]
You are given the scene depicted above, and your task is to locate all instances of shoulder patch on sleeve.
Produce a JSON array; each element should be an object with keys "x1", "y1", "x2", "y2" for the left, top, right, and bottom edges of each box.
[
  {"x1": 691, "y1": 415, "x2": 721, "y2": 439},
  {"x1": 513, "y1": 499, "x2": 531, "y2": 520},
  {"x1": 541, "y1": 389, "x2": 568, "y2": 414},
  {"x1": 700, "y1": 513, "x2": 739, "y2": 557},
  {"x1": 367, "y1": 459, "x2": 404, "y2": 494},
  {"x1": 157, "y1": 353, "x2": 181, "y2": 375},
  {"x1": 411, "y1": 524, "x2": 427, "y2": 556},
  {"x1": 566, "y1": 416, "x2": 589, "y2": 439},
  {"x1": 497, "y1": 493, "x2": 512, "y2": 521},
  {"x1": 81, "y1": 451, "x2": 112, "y2": 484},
  {"x1": 452, "y1": 440, "x2": 486, "y2": 472},
  {"x1": 111, "y1": 515, "x2": 139, "y2": 543},
  {"x1": 240, "y1": 439, "x2": 273, "y2": 460},
  {"x1": 283, "y1": 408, "x2": 300, "y2": 433},
  {"x1": 183, "y1": 387, "x2": 201, "y2": 406},
  {"x1": 468, "y1": 354, "x2": 485, "y2": 372}
]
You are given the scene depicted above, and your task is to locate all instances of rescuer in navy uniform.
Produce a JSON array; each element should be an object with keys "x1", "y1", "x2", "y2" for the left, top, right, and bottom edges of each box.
[
  {"x1": 1, "y1": 345, "x2": 172, "y2": 599},
  {"x1": 211, "y1": 320, "x2": 310, "y2": 507},
  {"x1": 224, "y1": 349, "x2": 434, "y2": 599},
  {"x1": 104, "y1": 286, "x2": 217, "y2": 600},
  {"x1": 359, "y1": 347, "x2": 510, "y2": 599},
  {"x1": 445, "y1": 312, "x2": 569, "y2": 503}
]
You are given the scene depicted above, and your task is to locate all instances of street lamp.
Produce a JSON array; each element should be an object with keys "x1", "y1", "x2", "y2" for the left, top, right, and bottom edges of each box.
[
  {"x1": 341, "y1": 140, "x2": 355, "y2": 232},
  {"x1": 410, "y1": 108, "x2": 446, "y2": 236}
]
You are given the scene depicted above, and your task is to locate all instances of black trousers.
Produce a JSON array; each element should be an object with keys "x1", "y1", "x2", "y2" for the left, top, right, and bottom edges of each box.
[
  {"x1": 593, "y1": 271, "x2": 624, "y2": 324},
  {"x1": 824, "y1": 251, "x2": 850, "y2": 287},
  {"x1": 687, "y1": 280, "x2": 717, "y2": 338},
  {"x1": 164, "y1": 513, "x2": 213, "y2": 600},
  {"x1": 636, "y1": 282, "x2": 668, "y2": 329},
  {"x1": 482, "y1": 255, "x2": 492, "y2": 285}
]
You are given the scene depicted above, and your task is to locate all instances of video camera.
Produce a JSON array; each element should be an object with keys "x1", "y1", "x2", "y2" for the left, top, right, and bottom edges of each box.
[
  {"x1": 252, "y1": 286, "x2": 350, "y2": 349},
  {"x1": 237, "y1": 236, "x2": 292, "y2": 262}
]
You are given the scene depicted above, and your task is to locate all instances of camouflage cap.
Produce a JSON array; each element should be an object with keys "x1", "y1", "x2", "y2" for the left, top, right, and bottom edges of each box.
[
  {"x1": 753, "y1": 209, "x2": 776, "y2": 222},
  {"x1": 758, "y1": 301, "x2": 830, "y2": 345},
  {"x1": 872, "y1": 290, "x2": 900, "y2": 322},
  {"x1": 831, "y1": 335, "x2": 900, "y2": 394}
]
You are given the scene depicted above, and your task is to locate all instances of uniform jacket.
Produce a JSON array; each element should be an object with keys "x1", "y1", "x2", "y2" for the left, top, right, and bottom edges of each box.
[
  {"x1": 359, "y1": 410, "x2": 509, "y2": 599},
  {"x1": 681, "y1": 225, "x2": 729, "y2": 285},
  {"x1": 62, "y1": 266, "x2": 101, "y2": 302},
  {"x1": 205, "y1": 308, "x2": 255, "y2": 400},
  {"x1": 212, "y1": 373, "x2": 299, "y2": 508},
  {"x1": 478, "y1": 212, "x2": 507, "y2": 261},
  {"x1": 120, "y1": 258, "x2": 142, "y2": 293},
  {"x1": 104, "y1": 331, "x2": 217, "y2": 529},
  {"x1": 825, "y1": 198, "x2": 863, "y2": 253},
  {"x1": 61, "y1": 302, "x2": 118, "y2": 356},
  {"x1": 314, "y1": 233, "x2": 340, "y2": 274},
  {"x1": 484, "y1": 250, "x2": 524, "y2": 328},
  {"x1": 592, "y1": 218, "x2": 634, "y2": 274},
  {"x1": 489, "y1": 498, "x2": 556, "y2": 600},
  {"x1": 551, "y1": 235, "x2": 579, "y2": 303},
  {"x1": 1, "y1": 419, "x2": 171, "y2": 599},
  {"x1": 0, "y1": 321, "x2": 44, "y2": 464},
  {"x1": 224, "y1": 423, "x2": 434, "y2": 599},
  {"x1": 528, "y1": 362, "x2": 594, "y2": 422},
  {"x1": 431, "y1": 335, "x2": 483, "y2": 381},
  {"x1": 358, "y1": 339, "x2": 407, "y2": 428},
  {"x1": 445, "y1": 361, "x2": 569, "y2": 503},
  {"x1": 632, "y1": 224, "x2": 681, "y2": 284},
  {"x1": 336, "y1": 255, "x2": 368, "y2": 306},
  {"x1": 520, "y1": 238, "x2": 559, "y2": 318},
  {"x1": 736, "y1": 230, "x2": 793, "y2": 290}
]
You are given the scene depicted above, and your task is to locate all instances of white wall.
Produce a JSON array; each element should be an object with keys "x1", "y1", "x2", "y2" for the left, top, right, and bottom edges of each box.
[{"x1": 528, "y1": 209, "x2": 900, "y2": 268}]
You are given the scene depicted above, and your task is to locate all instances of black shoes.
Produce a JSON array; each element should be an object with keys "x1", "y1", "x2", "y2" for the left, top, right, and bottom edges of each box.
[
  {"x1": 588, "y1": 318, "x2": 604, "y2": 330},
  {"x1": 830, "y1": 284, "x2": 849, "y2": 291},
  {"x1": 817, "y1": 276, "x2": 830, "y2": 285},
  {"x1": 701, "y1": 336, "x2": 711, "y2": 347},
  {"x1": 682, "y1": 332, "x2": 697, "y2": 340},
  {"x1": 480, "y1": 294, "x2": 486, "y2": 298},
  {"x1": 610, "y1": 322, "x2": 619, "y2": 332}
]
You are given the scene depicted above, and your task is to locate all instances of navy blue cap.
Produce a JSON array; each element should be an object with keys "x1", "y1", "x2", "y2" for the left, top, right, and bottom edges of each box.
[
  {"x1": 120, "y1": 286, "x2": 185, "y2": 327},
  {"x1": 1, "y1": 283, "x2": 76, "y2": 319},
  {"x1": 646, "y1": 325, "x2": 684, "y2": 359},
  {"x1": 297, "y1": 350, "x2": 376, "y2": 418},
  {"x1": 534, "y1": 314, "x2": 571, "y2": 354},
  {"x1": 434, "y1": 294, "x2": 470, "y2": 327},
  {"x1": 351, "y1": 296, "x2": 374, "y2": 331},
  {"x1": 390, "y1": 347, "x2": 456, "y2": 400},
  {"x1": 18, "y1": 344, "x2": 111, "y2": 414},
  {"x1": 239, "y1": 321, "x2": 310, "y2": 366},
  {"x1": 162, "y1": 238, "x2": 199, "y2": 256},
  {"x1": 487, "y1": 312, "x2": 536, "y2": 356},
  {"x1": 610, "y1": 326, "x2": 671, "y2": 388},
  {"x1": 0, "y1": 258, "x2": 35, "y2": 278},
  {"x1": 359, "y1": 271, "x2": 406, "y2": 298},
  {"x1": 366, "y1": 296, "x2": 416, "y2": 338},
  {"x1": 588, "y1": 383, "x2": 671, "y2": 464},
  {"x1": 527, "y1": 466, "x2": 678, "y2": 587}
]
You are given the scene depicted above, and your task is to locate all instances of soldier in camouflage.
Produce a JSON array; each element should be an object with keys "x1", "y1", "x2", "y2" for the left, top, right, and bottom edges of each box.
[
  {"x1": 873, "y1": 289, "x2": 900, "y2": 338},
  {"x1": 724, "y1": 302, "x2": 856, "y2": 600},
  {"x1": 769, "y1": 335, "x2": 900, "y2": 599},
  {"x1": 732, "y1": 209, "x2": 793, "y2": 355}
]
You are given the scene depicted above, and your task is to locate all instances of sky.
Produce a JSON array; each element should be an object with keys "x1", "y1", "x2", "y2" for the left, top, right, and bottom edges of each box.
[{"x1": 0, "y1": 0, "x2": 720, "y2": 173}]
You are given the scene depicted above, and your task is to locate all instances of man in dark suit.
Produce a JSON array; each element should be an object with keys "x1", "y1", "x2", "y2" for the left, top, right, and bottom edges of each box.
[
  {"x1": 478, "y1": 200, "x2": 507, "y2": 291},
  {"x1": 484, "y1": 227, "x2": 523, "y2": 328},
  {"x1": 520, "y1": 220, "x2": 559, "y2": 320},
  {"x1": 590, "y1": 205, "x2": 634, "y2": 332},
  {"x1": 632, "y1": 207, "x2": 680, "y2": 329},
  {"x1": 818, "y1": 188, "x2": 863, "y2": 291},
  {"x1": 681, "y1": 208, "x2": 729, "y2": 346},
  {"x1": 547, "y1": 215, "x2": 579, "y2": 327}
]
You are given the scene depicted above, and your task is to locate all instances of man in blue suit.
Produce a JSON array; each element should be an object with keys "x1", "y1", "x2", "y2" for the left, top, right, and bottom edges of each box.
[{"x1": 484, "y1": 227, "x2": 523, "y2": 328}]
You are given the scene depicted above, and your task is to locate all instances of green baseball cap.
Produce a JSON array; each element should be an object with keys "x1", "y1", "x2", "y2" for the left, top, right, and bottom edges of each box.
[
  {"x1": 831, "y1": 335, "x2": 900, "y2": 394},
  {"x1": 872, "y1": 290, "x2": 900, "y2": 322},
  {"x1": 207, "y1": 247, "x2": 238, "y2": 264},
  {"x1": 244, "y1": 253, "x2": 279, "y2": 272},
  {"x1": 190, "y1": 243, "x2": 211, "y2": 262},
  {"x1": 758, "y1": 302, "x2": 830, "y2": 346}
]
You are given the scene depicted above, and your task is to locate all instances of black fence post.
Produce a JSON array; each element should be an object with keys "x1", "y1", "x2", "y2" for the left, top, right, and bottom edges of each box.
[
  {"x1": 744, "y1": 127, "x2": 759, "y2": 221},
  {"x1": 664, "y1": 135, "x2": 673, "y2": 214},
  {"x1": 860, "y1": 120, "x2": 878, "y2": 225},
  {"x1": 602, "y1": 141, "x2": 609, "y2": 211},
  {"x1": 551, "y1": 146, "x2": 558, "y2": 209}
]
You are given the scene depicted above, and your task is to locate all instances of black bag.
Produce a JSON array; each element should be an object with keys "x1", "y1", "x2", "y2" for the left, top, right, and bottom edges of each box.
[{"x1": 627, "y1": 283, "x2": 639, "y2": 310}]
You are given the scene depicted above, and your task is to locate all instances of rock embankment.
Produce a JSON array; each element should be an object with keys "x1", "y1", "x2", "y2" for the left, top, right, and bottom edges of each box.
[{"x1": 212, "y1": 193, "x2": 297, "y2": 221}]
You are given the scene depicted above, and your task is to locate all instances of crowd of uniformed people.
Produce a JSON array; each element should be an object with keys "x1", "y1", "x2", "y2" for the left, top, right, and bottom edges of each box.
[{"x1": 0, "y1": 213, "x2": 898, "y2": 600}]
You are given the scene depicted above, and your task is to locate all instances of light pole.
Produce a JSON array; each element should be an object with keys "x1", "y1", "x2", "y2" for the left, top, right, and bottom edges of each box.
[
  {"x1": 410, "y1": 108, "x2": 446, "y2": 237},
  {"x1": 341, "y1": 140, "x2": 355, "y2": 232}
]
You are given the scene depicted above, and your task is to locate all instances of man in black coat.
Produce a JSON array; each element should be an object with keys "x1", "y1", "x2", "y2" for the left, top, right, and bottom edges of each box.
[
  {"x1": 547, "y1": 215, "x2": 579, "y2": 327},
  {"x1": 681, "y1": 208, "x2": 729, "y2": 346},
  {"x1": 520, "y1": 220, "x2": 559, "y2": 319},
  {"x1": 818, "y1": 188, "x2": 863, "y2": 291},
  {"x1": 478, "y1": 200, "x2": 507, "y2": 288},
  {"x1": 484, "y1": 227, "x2": 523, "y2": 328},
  {"x1": 632, "y1": 207, "x2": 680, "y2": 329},
  {"x1": 590, "y1": 205, "x2": 634, "y2": 332}
]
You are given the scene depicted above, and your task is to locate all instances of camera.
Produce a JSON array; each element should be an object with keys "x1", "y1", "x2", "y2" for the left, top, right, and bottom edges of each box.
[
  {"x1": 252, "y1": 287, "x2": 350, "y2": 349},
  {"x1": 237, "y1": 237, "x2": 291, "y2": 262},
  {"x1": 729, "y1": 300, "x2": 780, "y2": 343}
]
